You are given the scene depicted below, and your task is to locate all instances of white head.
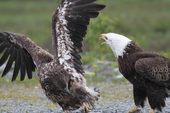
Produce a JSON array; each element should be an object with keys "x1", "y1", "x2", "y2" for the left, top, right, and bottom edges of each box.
[{"x1": 101, "y1": 33, "x2": 132, "y2": 57}]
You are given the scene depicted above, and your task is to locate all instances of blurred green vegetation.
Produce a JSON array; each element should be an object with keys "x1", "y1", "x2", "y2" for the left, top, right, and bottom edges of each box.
[
  {"x1": 1, "y1": 0, "x2": 170, "y2": 102},
  {"x1": 0, "y1": 0, "x2": 170, "y2": 64}
]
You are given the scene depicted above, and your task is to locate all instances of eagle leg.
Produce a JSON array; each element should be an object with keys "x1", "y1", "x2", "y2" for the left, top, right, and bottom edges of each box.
[
  {"x1": 127, "y1": 105, "x2": 141, "y2": 113},
  {"x1": 81, "y1": 103, "x2": 91, "y2": 113}
]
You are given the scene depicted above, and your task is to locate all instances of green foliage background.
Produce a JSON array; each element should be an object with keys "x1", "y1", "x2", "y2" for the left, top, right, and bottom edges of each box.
[
  {"x1": 0, "y1": 0, "x2": 170, "y2": 101},
  {"x1": 0, "y1": 0, "x2": 170, "y2": 64}
]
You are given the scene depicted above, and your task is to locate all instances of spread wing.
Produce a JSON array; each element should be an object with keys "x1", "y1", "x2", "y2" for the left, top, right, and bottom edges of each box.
[
  {"x1": 0, "y1": 32, "x2": 50, "y2": 81},
  {"x1": 135, "y1": 57, "x2": 170, "y2": 83},
  {"x1": 52, "y1": 0, "x2": 105, "y2": 74}
]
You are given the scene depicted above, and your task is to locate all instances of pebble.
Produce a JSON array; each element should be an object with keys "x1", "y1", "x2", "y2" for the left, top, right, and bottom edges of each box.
[{"x1": 0, "y1": 99, "x2": 170, "y2": 113}]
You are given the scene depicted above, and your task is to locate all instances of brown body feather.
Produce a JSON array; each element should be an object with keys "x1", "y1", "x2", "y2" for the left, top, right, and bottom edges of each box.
[
  {"x1": 118, "y1": 42, "x2": 170, "y2": 111},
  {"x1": 101, "y1": 32, "x2": 170, "y2": 112},
  {"x1": 0, "y1": 0, "x2": 105, "y2": 112}
]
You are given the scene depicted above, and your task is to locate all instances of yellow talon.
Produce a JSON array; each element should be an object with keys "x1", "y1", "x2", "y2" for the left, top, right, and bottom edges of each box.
[
  {"x1": 82, "y1": 103, "x2": 91, "y2": 113},
  {"x1": 127, "y1": 105, "x2": 141, "y2": 113},
  {"x1": 149, "y1": 109, "x2": 155, "y2": 113}
]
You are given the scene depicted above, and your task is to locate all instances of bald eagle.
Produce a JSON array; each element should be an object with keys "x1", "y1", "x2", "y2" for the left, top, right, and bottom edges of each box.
[
  {"x1": 0, "y1": 0, "x2": 105, "y2": 112},
  {"x1": 101, "y1": 33, "x2": 170, "y2": 113}
]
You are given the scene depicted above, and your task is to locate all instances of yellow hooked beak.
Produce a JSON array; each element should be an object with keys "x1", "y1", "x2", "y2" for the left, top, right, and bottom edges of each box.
[
  {"x1": 100, "y1": 34, "x2": 107, "y2": 45},
  {"x1": 100, "y1": 34, "x2": 107, "y2": 40}
]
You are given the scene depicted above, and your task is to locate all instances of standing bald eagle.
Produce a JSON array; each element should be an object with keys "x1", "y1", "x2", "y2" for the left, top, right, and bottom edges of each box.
[
  {"x1": 101, "y1": 33, "x2": 170, "y2": 113},
  {"x1": 0, "y1": 0, "x2": 105, "y2": 112}
]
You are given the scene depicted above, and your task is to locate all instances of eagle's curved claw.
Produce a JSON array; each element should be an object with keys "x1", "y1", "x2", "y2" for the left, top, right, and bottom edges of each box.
[
  {"x1": 83, "y1": 103, "x2": 92, "y2": 113},
  {"x1": 127, "y1": 105, "x2": 141, "y2": 113}
]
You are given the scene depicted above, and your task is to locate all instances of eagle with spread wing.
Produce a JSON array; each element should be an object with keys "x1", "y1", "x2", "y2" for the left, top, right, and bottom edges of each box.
[{"x1": 0, "y1": 0, "x2": 105, "y2": 112}]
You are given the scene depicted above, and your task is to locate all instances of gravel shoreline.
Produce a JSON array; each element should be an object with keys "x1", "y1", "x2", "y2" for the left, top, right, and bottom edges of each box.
[
  {"x1": 0, "y1": 99, "x2": 170, "y2": 113},
  {"x1": 0, "y1": 62, "x2": 170, "y2": 113}
]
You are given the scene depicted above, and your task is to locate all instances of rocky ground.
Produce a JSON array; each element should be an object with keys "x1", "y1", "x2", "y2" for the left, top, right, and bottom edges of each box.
[
  {"x1": 0, "y1": 82, "x2": 170, "y2": 113},
  {"x1": 0, "y1": 98, "x2": 170, "y2": 113},
  {"x1": 0, "y1": 61, "x2": 170, "y2": 113}
]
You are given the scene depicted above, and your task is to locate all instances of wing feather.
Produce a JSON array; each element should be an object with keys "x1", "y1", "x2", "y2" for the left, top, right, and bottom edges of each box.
[
  {"x1": 72, "y1": 3, "x2": 105, "y2": 11},
  {"x1": 0, "y1": 32, "x2": 53, "y2": 81},
  {"x1": 0, "y1": 32, "x2": 37, "y2": 81},
  {"x1": 2, "y1": 47, "x2": 16, "y2": 77},
  {"x1": 52, "y1": 0, "x2": 105, "y2": 74},
  {"x1": 135, "y1": 57, "x2": 170, "y2": 83},
  {"x1": 12, "y1": 49, "x2": 21, "y2": 81},
  {"x1": 65, "y1": 16, "x2": 90, "y2": 25},
  {"x1": 0, "y1": 46, "x2": 11, "y2": 66},
  {"x1": 67, "y1": 23, "x2": 87, "y2": 36},
  {"x1": 20, "y1": 50, "x2": 26, "y2": 81},
  {"x1": 0, "y1": 42, "x2": 8, "y2": 54},
  {"x1": 23, "y1": 49, "x2": 33, "y2": 79},
  {"x1": 71, "y1": 0, "x2": 96, "y2": 5}
]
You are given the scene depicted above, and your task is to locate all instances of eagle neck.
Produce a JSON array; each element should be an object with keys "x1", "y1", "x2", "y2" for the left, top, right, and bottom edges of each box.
[
  {"x1": 122, "y1": 41, "x2": 143, "y2": 57},
  {"x1": 117, "y1": 42, "x2": 143, "y2": 83}
]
